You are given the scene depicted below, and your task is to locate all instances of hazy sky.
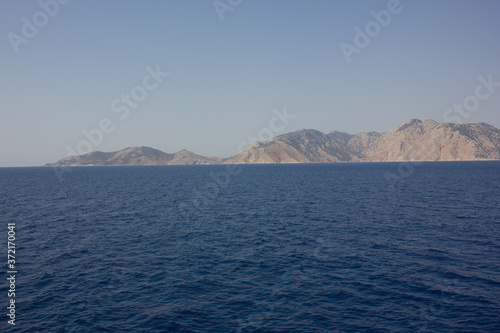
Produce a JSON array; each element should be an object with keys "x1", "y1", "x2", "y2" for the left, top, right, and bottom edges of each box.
[{"x1": 1, "y1": 0, "x2": 499, "y2": 166}]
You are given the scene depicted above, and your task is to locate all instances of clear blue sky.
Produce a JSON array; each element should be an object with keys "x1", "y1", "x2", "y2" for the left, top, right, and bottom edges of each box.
[{"x1": 1, "y1": 0, "x2": 499, "y2": 166}]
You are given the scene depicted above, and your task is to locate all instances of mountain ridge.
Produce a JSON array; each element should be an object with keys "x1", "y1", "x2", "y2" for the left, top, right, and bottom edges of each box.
[{"x1": 44, "y1": 119, "x2": 500, "y2": 166}]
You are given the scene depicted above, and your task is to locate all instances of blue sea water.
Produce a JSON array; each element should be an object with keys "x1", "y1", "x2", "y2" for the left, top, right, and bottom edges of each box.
[{"x1": 1, "y1": 162, "x2": 499, "y2": 332}]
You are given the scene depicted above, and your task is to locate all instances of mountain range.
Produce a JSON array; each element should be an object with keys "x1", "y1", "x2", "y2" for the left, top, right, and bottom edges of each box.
[{"x1": 45, "y1": 119, "x2": 500, "y2": 167}]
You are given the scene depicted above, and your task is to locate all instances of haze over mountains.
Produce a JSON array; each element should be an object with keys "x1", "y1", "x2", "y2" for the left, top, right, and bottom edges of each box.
[{"x1": 45, "y1": 119, "x2": 500, "y2": 167}]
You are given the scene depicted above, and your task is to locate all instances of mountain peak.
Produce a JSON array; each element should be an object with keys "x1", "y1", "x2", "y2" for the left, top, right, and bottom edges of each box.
[
  {"x1": 396, "y1": 118, "x2": 422, "y2": 129},
  {"x1": 394, "y1": 118, "x2": 441, "y2": 132}
]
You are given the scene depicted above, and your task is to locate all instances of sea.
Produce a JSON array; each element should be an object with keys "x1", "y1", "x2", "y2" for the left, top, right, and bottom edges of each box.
[{"x1": 1, "y1": 162, "x2": 499, "y2": 332}]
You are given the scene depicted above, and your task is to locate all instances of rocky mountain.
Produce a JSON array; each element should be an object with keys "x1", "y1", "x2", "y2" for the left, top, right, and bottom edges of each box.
[
  {"x1": 45, "y1": 146, "x2": 223, "y2": 166},
  {"x1": 224, "y1": 119, "x2": 500, "y2": 163},
  {"x1": 45, "y1": 120, "x2": 500, "y2": 166},
  {"x1": 225, "y1": 129, "x2": 356, "y2": 164},
  {"x1": 363, "y1": 119, "x2": 500, "y2": 162}
]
